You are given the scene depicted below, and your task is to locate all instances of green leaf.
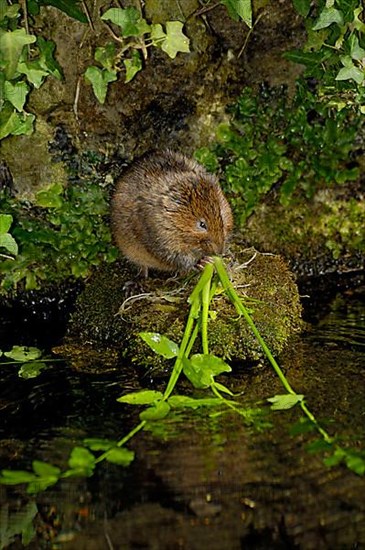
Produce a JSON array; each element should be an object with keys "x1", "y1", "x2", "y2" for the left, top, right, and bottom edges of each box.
[
  {"x1": 345, "y1": 453, "x2": 365, "y2": 476},
  {"x1": 84, "y1": 65, "x2": 117, "y2": 104},
  {"x1": 349, "y1": 35, "x2": 365, "y2": 61},
  {"x1": 168, "y1": 395, "x2": 226, "y2": 409},
  {"x1": 4, "y1": 345, "x2": 42, "y2": 362},
  {"x1": 32, "y1": 460, "x2": 61, "y2": 477},
  {"x1": 323, "y1": 447, "x2": 346, "y2": 467},
  {"x1": 101, "y1": 7, "x2": 143, "y2": 37},
  {"x1": 41, "y1": 0, "x2": 87, "y2": 23},
  {"x1": 105, "y1": 447, "x2": 135, "y2": 466},
  {"x1": 353, "y1": 7, "x2": 365, "y2": 33},
  {"x1": 312, "y1": 7, "x2": 344, "y2": 30},
  {"x1": 336, "y1": 65, "x2": 364, "y2": 85},
  {"x1": 0, "y1": 1, "x2": 21, "y2": 20},
  {"x1": 150, "y1": 23, "x2": 166, "y2": 45},
  {"x1": 17, "y1": 60, "x2": 49, "y2": 88},
  {"x1": 292, "y1": 0, "x2": 310, "y2": 17},
  {"x1": 18, "y1": 361, "x2": 46, "y2": 379},
  {"x1": 117, "y1": 389, "x2": 163, "y2": 405},
  {"x1": 0, "y1": 469, "x2": 37, "y2": 485},
  {"x1": 161, "y1": 21, "x2": 190, "y2": 59},
  {"x1": 35, "y1": 183, "x2": 64, "y2": 208},
  {"x1": 0, "y1": 232, "x2": 18, "y2": 255},
  {"x1": 139, "y1": 332, "x2": 179, "y2": 358},
  {"x1": 267, "y1": 393, "x2": 304, "y2": 410},
  {"x1": 37, "y1": 37, "x2": 63, "y2": 80},
  {"x1": 124, "y1": 50, "x2": 142, "y2": 83},
  {"x1": 67, "y1": 446, "x2": 96, "y2": 476},
  {"x1": 213, "y1": 381, "x2": 235, "y2": 396},
  {"x1": 139, "y1": 400, "x2": 171, "y2": 421},
  {"x1": 0, "y1": 28, "x2": 36, "y2": 80},
  {"x1": 27, "y1": 477, "x2": 58, "y2": 494},
  {"x1": 221, "y1": 0, "x2": 252, "y2": 27},
  {"x1": 4, "y1": 80, "x2": 29, "y2": 111},
  {"x1": 83, "y1": 438, "x2": 117, "y2": 451},
  {"x1": 94, "y1": 43, "x2": 116, "y2": 71},
  {"x1": 0, "y1": 214, "x2": 13, "y2": 233}
]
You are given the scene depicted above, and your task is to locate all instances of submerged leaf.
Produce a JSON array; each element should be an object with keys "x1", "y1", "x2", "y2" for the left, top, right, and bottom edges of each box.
[
  {"x1": 140, "y1": 400, "x2": 171, "y2": 421},
  {"x1": 117, "y1": 389, "x2": 163, "y2": 405},
  {"x1": 105, "y1": 447, "x2": 135, "y2": 466}
]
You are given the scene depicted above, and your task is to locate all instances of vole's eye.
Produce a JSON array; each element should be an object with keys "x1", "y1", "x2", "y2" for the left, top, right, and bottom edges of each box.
[{"x1": 197, "y1": 219, "x2": 208, "y2": 231}]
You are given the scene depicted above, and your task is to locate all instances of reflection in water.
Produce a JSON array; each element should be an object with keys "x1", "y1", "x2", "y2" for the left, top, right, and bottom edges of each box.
[{"x1": 0, "y1": 287, "x2": 365, "y2": 549}]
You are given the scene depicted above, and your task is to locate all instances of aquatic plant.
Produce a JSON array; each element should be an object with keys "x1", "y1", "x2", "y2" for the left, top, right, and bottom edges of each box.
[{"x1": 1, "y1": 258, "x2": 364, "y2": 495}]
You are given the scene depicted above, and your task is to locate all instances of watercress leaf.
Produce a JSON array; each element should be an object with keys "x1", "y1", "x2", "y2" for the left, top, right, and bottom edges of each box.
[
  {"x1": 312, "y1": 7, "x2": 344, "y2": 30},
  {"x1": 101, "y1": 7, "x2": 140, "y2": 37},
  {"x1": 0, "y1": 214, "x2": 13, "y2": 234},
  {"x1": 105, "y1": 447, "x2": 135, "y2": 466},
  {"x1": 117, "y1": 389, "x2": 163, "y2": 405},
  {"x1": 4, "y1": 345, "x2": 42, "y2": 362},
  {"x1": 139, "y1": 400, "x2": 170, "y2": 421},
  {"x1": 124, "y1": 50, "x2": 142, "y2": 83},
  {"x1": 190, "y1": 354, "x2": 232, "y2": 377},
  {"x1": 213, "y1": 381, "x2": 235, "y2": 396},
  {"x1": 0, "y1": 470, "x2": 37, "y2": 484},
  {"x1": 67, "y1": 447, "x2": 96, "y2": 476},
  {"x1": 345, "y1": 452, "x2": 365, "y2": 476},
  {"x1": 27, "y1": 477, "x2": 58, "y2": 494},
  {"x1": 139, "y1": 332, "x2": 179, "y2": 358},
  {"x1": 305, "y1": 439, "x2": 333, "y2": 453},
  {"x1": 292, "y1": 0, "x2": 310, "y2": 17},
  {"x1": 0, "y1": 28, "x2": 36, "y2": 79},
  {"x1": 161, "y1": 21, "x2": 190, "y2": 59},
  {"x1": 323, "y1": 447, "x2": 346, "y2": 467},
  {"x1": 267, "y1": 394, "x2": 304, "y2": 410},
  {"x1": 84, "y1": 65, "x2": 117, "y2": 104},
  {"x1": 4, "y1": 80, "x2": 29, "y2": 111},
  {"x1": 289, "y1": 417, "x2": 316, "y2": 436},
  {"x1": 32, "y1": 460, "x2": 61, "y2": 477},
  {"x1": 168, "y1": 395, "x2": 225, "y2": 409},
  {"x1": 0, "y1": 233, "x2": 18, "y2": 255},
  {"x1": 221, "y1": 0, "x2": 252, "y2": 27},
  {"x1": 37, "y1": 37, "x2": 63, "y2": 80},
  {"x1": 83, "y1": 438, "x2": 116, "y2": 451},
  {"x1": 183, "y1": 358, "x2": 208, "y2": 389},
  {"x1": 18, "y1": 361, "x2": 46, "y2": 379}
]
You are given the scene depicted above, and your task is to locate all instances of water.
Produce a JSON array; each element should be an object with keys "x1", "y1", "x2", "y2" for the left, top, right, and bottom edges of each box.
[{"x1": 0, "y1": 280, "x2": 365, "y2": 549}]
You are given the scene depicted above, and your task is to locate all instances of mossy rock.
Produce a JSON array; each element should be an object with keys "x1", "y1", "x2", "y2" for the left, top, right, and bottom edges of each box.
[{"x1": 65, "y1": 247, "x2": 303, "y2": 372}]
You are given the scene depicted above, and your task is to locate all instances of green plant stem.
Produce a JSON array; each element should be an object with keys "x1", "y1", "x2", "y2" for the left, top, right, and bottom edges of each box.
[
  {"x1": 95, "y1": 420, "x2": 147, "y2": 464},
  {"x1": 201, "y1": 265, "x2": 213, "y2": 354},
  {"x1": 213, "y1": 256, "x2": 295, "y2": 395}
]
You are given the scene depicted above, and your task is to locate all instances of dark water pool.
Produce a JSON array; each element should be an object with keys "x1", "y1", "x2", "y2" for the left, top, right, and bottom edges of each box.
[{"x1": 0, "y1": 279, "x2": 365, "y2": 549}]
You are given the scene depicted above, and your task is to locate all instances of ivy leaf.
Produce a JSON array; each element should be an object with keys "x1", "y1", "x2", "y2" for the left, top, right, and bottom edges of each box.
[
  {"x1": 0, "y1": 232, "x2": 17, "y2": 254},
  {"x1": 139, "y1": 400, "x2": 171, "y2": 421},
  {"x1": 348, "y1": 35, "x2": 365, "y2": 61},
  {"x1": 353, "y1": 7, "x2": 365, "y2": 33},
  {"x1": 40, "y1": 0, "x2": 87, "y2": 23},
  {"x1": 161, "y1": 21, "x2": 190, "y2": 59},
  {"x1": 0, "y1": 28, "x2": 36, "y2": 79},
  {"x1": 17, "y1": 60, "x2": 49, "y2": 88},
  {"x1": 336, "y1": 58, "x2": 364, "y2": 85},
  {"x1": 221, "y1": 0, "x2": 252, "y2": 27},
  {"x1": 37, "y1": 37, "x2": 63, "y2": 80},
  {"x1": 0, "y1": 2, "x2": 21, "y2": 19},
  {"x1": 312, "y1": 7, "x2": 344, "y2": 30},
  {"x1": 4, "y1": 80, "x2": 29, "y2": 112},
  {"x1": 124, "y1": 50, "x2": 142, "y2": 83},
  {"x1": 18, "y1": 361, "x2": 47, "y2": 379},
  {"x1": 84, "y1": 65, "x2": 117, "y2": 104},
  {"x1": 4, "y1": 346, "x2": 42, "y2": 362},
  {"x1": 292, "y1": 0, "x2": 310, "y2": 17},
  {"x1": 94, "y1": 43, "x2": 116, "y2": 71},
  {"x1": 267, "y1": 393, "x2": 304, "y2": 410},
  {"x1": 105, "y1": 447, "x2": 135, "y2": 466},
  {"x1": 117, "y1": 389, "x2": 163, "y2": 405},
  {"x1": 101, "y1": 7, "x2": 144, "y2": 37},
  {"x1": 0, "y1": 214, "x2": 13, "y2": 233},
  {"x1": 139, "y1": 332, "x2": 179, "y2": 358}
]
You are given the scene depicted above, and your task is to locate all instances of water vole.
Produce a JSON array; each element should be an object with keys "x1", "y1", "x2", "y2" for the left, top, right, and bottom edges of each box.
[{"x1": 111, "y1": 150, "x2": 233, "y2": 275}]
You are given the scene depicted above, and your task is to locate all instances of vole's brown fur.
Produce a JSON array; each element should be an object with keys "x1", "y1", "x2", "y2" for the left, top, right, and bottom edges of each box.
[{"x1": 110, "y1": 150, "x2": 233, "y2": 275}]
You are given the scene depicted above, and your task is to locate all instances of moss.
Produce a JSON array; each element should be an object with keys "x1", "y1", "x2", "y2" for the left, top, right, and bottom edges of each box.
[{"x1": 64, "y1": 249, "x2": 303, "y2": 372}]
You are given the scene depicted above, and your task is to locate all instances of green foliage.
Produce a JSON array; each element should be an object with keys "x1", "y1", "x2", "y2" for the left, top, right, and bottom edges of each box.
[
  {"x1": 0, "y1": 213, "x2": 18, "y2": 256},
  {"x1": 85, "y1": 7, "x2": 191, "y2": 102},
  {"x1": 0, "y1": 1, "x2": 62, "y2": 140},
  {"x1": 27, "y1": 0, "x2": 87, "y2": 23},
  {"x1": 221, "y1": 0, "x2": 252, "y2": 27},
  {"x1": 0, "y1": 156, "x2": 118, "y2": 293},
  {"x1": 0, "y1": 345, "x2": 49, "y2": 378},
  {"x1": 288, "y1": 0, "x2": 365, "y2": 112},
  {"x1": 195, "y1": 83, "x2": 362, "y2": 224}
]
